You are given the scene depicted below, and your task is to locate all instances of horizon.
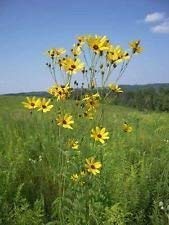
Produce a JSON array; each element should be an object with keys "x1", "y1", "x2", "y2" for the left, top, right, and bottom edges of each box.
[
  {"x1": 2, "y1": 82, "x2": 169, "y2": 95},
  {"x1": 0, "y1": 0, "x2": 169, "y2": 94}
]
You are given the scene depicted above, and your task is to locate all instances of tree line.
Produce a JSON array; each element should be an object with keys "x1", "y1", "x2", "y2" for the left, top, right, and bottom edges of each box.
[
  {"x1": 4, "y1": 84, "x2": 169, "y2": 112},
  {"x1": 110, "y1": 87, "x2": 169, "y2": 112}
]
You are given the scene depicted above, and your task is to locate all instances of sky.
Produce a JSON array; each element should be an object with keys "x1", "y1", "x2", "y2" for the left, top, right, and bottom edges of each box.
[{"x1": 0, "y1": 0, "x2": 169, "y2": 94}]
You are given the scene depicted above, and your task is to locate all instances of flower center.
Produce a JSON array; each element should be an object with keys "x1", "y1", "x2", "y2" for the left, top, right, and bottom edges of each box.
[
  {"x1": 93, "y1": 44, "x2": 99, "y2": 50},
  {"x1": 63, "y1": 120, "x2": 67, "y2": 124},
  {"x1": 91, "y1": 164, "x2": 96, "y2": 169},
  {"x1": 71, "y1": 64, "x2": 76, "y2": 69},
  {"x1": 90, "y1": 100, "x2": 94, "y2": 105},
  {"x1": 31, "y1": 103, "x2": 35, "y2": 106},
  {"x1": 97, "y1": 134, "x2": 102, "y2": 138},
  {"x1": 42, "y1": 105, "x2": 47, "y2": 109}
]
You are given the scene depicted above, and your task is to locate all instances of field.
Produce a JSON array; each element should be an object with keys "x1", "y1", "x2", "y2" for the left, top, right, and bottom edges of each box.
[{"x1": 0, "y1": 95, "x2": 169, "y2": 225}]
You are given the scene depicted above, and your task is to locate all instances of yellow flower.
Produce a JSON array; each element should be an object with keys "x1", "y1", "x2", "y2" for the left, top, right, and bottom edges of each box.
[
  {"x1": 47, "y1": 48, "x2": 66, "y2": 58},
  {"x1": 91, "y1": 126, "x2": 109, "y2": 144},
  {"x1": 71, "y1": 44, "x2": 82, "y2": 56},
  {"x1": 107, "y1": 45, "x2": 130, "y2": 64},
  {"x1": 109, "y1": 84, "x2": 123, "y2": 93},
  {"x1": 86, "y1": 35, "x2": 109, "y2": 54},
  {"x1": 22, "y1": 96, "x2": 39, "y2": 110},
  {"x1": 83, "y1": 111, "x2": 94, "y2": 120},
  {"x1": 80, "y1": 171, "x2": 86, "y2": 176},
  {"x1": 82, "y1": 93, "x2": 100, "y2": 111},
  {"x1": 122, "y1": 122, "x2": 133, "y2": 133},
  {"x1": 77, "y1": 35, "x2": 88, "y2": 43},
  {"x1": 85, "y1": 98, "x2": 99, "y2": 111},
  {"x1": 129, "y1": 40, "x2": 143, "y2": 54},
  {"x1": 48, "y1": 84, "x2": 71, "y2": 101},
  {"x1": 71, "y1": 174, "x2": 79, "y2": 182},
  {"x1": 67, "y1": 139, "x2": 79, "y2": 150},
  {"x1": 61, "y1": 57, "x2": 84, "y2": 75},
  {"x1": 85, "y1": 157, "x2": 102, "y2": 175},
  {"x1": 37, "y1": 98, "x2": 53, "y2": 113},
  {"x1": 56, "y1": 113, "x2": 74, "y2": 129},
  {"x1": 71, "y1": 171, "x2": 86, "y2": 184}
]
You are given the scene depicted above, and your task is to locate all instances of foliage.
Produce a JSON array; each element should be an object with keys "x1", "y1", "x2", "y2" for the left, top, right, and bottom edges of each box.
[
  {"x1": 111, "y1": 87, "x2": 169, "y2": 112},
  {"x1": 0, "y1": 96, "x2": 169, "y2": 224}
]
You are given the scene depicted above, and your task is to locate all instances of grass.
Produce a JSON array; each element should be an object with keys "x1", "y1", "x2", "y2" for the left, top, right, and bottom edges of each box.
[{"x1": 0, "y1": 95, "x2": 169, "y2": 225}]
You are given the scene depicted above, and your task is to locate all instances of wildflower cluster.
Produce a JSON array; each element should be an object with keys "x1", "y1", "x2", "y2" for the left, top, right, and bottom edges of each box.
[
  {"x1": 22, "y1": 34, "x2": 142, "y2": 174},
  {"x1": 22, "y1": 34, "x2": 142, "y2": 224},
  {"x1": 45, "y1": 34, "x2": 143, "y2": 88},
  {"x1": 82, "y1": 93, "x2": 100, "y2": 112},
  {"x1": 48, "y1": 84, "x2": 72, "y2": 101},
  {"x1": 22, "y1": 97, "x2": 53, "y2": 113}
]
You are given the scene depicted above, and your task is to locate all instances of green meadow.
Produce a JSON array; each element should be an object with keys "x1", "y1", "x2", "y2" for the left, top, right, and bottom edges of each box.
[{"x1": 0, "y1": 95, "x2": 169, "y2": 225}]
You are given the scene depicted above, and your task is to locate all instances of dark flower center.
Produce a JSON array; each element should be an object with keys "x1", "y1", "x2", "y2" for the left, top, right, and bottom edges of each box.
[
  {"x1": 63, "y1": 120, "x2": 67, "y2": 124},
  {"x1": 90, "y1": 101, "x2": 94, "y2": 105},
  {"x1": 31, "y1": 103, "x2": 35, "y2": 106},
  {"x1": 91, "y1": 164, "x2": 96, "y2": 169},
  {"x1": 93, "y1": 45, "x2": 99, "y2": 50},
  {"x1": 42, "y1": 105, "x2": 47, "y2": 109},
  {"x1": 71, "y1": 64, "x2": 76, "y2": 69},
  {"x1": 97, "y1": 134, "x2": 102, "y2": 138}
]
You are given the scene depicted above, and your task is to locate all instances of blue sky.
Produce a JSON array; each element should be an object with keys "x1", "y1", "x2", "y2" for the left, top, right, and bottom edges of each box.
[{"x1": 0, "y1": 0, "x2": 169, "y2": 94}]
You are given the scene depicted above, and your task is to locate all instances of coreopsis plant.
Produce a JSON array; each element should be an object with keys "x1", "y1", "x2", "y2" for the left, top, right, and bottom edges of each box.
[
  {"x1": 109, "y1": 83, "x2": 123, "y2": 93},
  {"x1": 91, "y1": 126, "x2": 109, "y2": 144},
  {"x1": 82, "y1": 93, "x2": 100, "y2": 112},
  {"x1": 56, "y1": 113, "x2": 74, "y2": 129},
  {"x1": 22, "y1": 96, "x2": 39, "y2": 110},
  {"x1": 85, "y1": 157, "x2": 102, "y2": 175},
  {"x1": 70, "y1": 173, "x2": 79, "y2": 182},
  {"x1": 67, "y1": 139, "x2": 79, "y2": 150},
  {"x1": 22, "y1": 34, "x2": 142, "y2": 224},
  {"x1": 37, "y1": 98, "x2": 53, "y2": 113},
  {"x1": 45, "y1": 34, "x2": 142, "y2": 89},
  {"x1": 122, "y1": 122, "x2": 133, "y2": 133},
  {"x1": 47, "y1": 48, "x2": 66, "y2": 59},
  {"x1": 129, "y1": 40, "x2": 143, "y2": 54},
  {"x1": 48, "y1": 84, "x2": 72, "y2": 101}
]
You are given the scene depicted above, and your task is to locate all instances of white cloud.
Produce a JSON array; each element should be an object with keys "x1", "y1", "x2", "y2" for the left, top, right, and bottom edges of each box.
[
  {"x1": 145, "y1": 12, "x2": 165, "y2": 23},
  {"x1": 143, "y1": 12, "x2": 169, "y2": 34},
  {"x1": 151, "y1": 19, "x2": 169, "y2": 33}
]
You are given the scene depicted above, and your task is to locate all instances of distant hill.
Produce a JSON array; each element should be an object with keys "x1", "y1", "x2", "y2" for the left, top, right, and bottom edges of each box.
[
  {"x1": 120, "y1": 83, "x2": 169, "y2": 91},
  {"x1": 3, "y1": 91, "x2": 49, "y2": 97},
  {"x1": 2, "y1": 83, "x2": 169, "y2": 96}
]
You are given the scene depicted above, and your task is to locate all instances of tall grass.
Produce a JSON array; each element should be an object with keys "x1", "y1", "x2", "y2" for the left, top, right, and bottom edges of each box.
[{"x1": 0, "y1": 95, "x2": 169, "y2": 224}]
